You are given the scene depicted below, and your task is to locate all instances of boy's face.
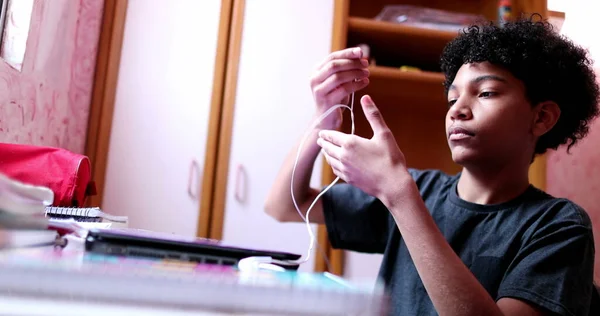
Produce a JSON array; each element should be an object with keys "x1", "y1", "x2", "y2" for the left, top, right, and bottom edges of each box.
[{"x1": 445, "y1": 62, "x2": 537, "y2": 168}]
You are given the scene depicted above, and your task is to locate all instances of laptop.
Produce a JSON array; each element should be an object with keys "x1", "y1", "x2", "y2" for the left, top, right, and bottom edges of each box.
[{"x1": 84, "y1": 228, "x2": 301, "y2": 269}]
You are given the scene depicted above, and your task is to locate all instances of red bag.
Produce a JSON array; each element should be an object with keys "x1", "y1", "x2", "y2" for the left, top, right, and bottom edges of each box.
[{"x1": 0, "y1": 143, "x2": 97, "y2": 207}]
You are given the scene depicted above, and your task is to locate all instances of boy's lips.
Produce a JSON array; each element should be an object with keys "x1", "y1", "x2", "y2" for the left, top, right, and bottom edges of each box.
[{"x1": 448, "y1": 126, "x2": 475, "y2": 141}]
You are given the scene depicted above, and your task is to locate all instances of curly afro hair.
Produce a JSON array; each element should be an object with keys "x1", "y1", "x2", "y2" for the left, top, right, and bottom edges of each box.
[{"x1": 440, "y1": 15, "x2": 600, "y2": 155}]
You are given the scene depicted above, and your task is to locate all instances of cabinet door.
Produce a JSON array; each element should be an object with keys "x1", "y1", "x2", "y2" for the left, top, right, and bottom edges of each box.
[
  {"x1": 220, "y1": 0, "x2": 334, "y2": 272},
  {"x1": 103, "y1": 0, "x2": 222, "y2": 236}
]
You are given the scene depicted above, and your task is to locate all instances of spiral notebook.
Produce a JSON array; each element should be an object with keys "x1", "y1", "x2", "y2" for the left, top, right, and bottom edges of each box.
[{"x1": 45, "y1": 207, "x2": 128, "y2": 224}]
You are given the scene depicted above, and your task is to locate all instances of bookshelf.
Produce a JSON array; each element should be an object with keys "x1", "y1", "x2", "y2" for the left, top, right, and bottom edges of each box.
[
  {"x1": 347, "y1": 17, "x2": 457, "y2": 71},
  {"x1": 366, "y1": 66, "x2": 445, "y2": 113},
  {"x1": 316, "y1": 0, "x2": 549, "y2": 276}
]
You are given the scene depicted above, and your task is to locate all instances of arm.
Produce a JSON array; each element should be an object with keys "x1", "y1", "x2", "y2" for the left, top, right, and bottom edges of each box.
[
  {"x1": 264, "y1": 125, "x2": 327, "y2": 223},
  {"x1": 264, "y1": 47, "x2": 370, "y2": 223}
]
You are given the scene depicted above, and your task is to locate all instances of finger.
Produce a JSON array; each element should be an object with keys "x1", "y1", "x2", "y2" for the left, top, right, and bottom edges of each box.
[
  {"x1": 326, "y1": 78, "x2": 370, "y2": 105},
  {"x1": 317, "y1": 47, "x2": 363, "y2": 69},
  {"x1": 313, "y1": 58, "x2": 369, "y2": 84},
  {"x1": 331, "y1": 166, "x2": 346, "y2": 181},
  {"x1": 314, "y1": 74, "x2": 369, "y2": 104},
  {"x1": 361, "y1": 95, "x2": 389, "y2": 134},
  {"x1": 322, "y1": 152, "x2": 345, "y2": 178},
  {"x1": 317, "y1": 68, "x2": 369, "y2": 93},
  {"x1": 317, "y1": 137, "x2": 342, "y2": 161},
  {"x1": 318, "y1": 130, "x2": 350, "y2": 147}
]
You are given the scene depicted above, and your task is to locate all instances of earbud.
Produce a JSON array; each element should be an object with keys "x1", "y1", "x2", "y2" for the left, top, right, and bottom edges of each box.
[{"x1": 237, "y1": 256, "x2": 286, "y2": 272}]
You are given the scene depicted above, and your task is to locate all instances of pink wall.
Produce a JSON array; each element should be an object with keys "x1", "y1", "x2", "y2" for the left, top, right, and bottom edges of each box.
[
  {"x1": 0, "y1": 0, "x2": 104, "y2": 154},
  {"x1": 546, "y1": 2, "x2": 600, "y2": 282},
  {"x1": 547, "y1": 117, "x2": 600, "y2": 282}
]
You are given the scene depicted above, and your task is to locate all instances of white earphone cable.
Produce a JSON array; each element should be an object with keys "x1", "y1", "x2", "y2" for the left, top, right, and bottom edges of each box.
[{"x1": 290, "y1": 92, "x2": 356, "y2": 264}]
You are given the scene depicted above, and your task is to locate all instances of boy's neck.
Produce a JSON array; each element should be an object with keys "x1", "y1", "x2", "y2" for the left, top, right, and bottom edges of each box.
[{"x1": 457, "y1": 162, "x2": 531, "y2": 205}]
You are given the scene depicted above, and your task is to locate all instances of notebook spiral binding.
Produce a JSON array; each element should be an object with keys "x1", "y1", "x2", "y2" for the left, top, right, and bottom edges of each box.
[
  {"x1": 44, "y1": 206, "x2": 128, "y2": 223},
  {"x1": 45, "y1": 206, "x2": 99, "y2": 218}
]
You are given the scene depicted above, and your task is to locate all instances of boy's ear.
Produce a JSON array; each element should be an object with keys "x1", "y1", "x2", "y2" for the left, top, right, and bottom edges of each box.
[{"x1": 532, "y1": 101, "x2": 560, "y2": 137}]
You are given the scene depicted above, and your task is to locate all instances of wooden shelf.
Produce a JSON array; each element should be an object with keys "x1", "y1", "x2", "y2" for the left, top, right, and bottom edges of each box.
[
  {"x1": 362, "y1": 65, "x2": 447, "y2": 116},
  {"x1": 348, "y1": 0, "x2": 499, "y2": 21},
  {"x1": 347, "y1": 17, "x2": 458, "y2": 71},
  {"x1": 370, "y1": 65, "x2": 445, "y2": 84}
]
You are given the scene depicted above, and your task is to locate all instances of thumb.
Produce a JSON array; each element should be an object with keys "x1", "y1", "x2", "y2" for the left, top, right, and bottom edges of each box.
[{"x1": 361, "y1": 95, "x2": 388, "y2": 134}]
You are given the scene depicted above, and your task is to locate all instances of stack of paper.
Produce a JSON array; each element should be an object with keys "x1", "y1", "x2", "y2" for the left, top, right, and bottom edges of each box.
[{"x1": 0, "y1": 173, "x2": 58, "y2": 248}]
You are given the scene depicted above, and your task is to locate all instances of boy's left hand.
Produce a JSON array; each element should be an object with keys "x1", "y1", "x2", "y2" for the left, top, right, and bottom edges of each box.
[{"x1": 317, "y1": 95, "x2": 408, "y2": 201}]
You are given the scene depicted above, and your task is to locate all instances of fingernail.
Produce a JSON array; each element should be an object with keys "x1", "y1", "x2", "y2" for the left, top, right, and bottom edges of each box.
[
  {"x1": 360, "y1": 59, "x2": 369, "y2": 67},
  {"x1": 354, "y1": 47, "x2": 362, "y2": 55},
  {"x1": 362, "y1": 69, "x2": 370, "y2": 76}
]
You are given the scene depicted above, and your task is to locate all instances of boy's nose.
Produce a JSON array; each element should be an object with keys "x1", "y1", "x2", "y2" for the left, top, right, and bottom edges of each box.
[{"x1": 448, "y1": 100, "x2": 473, "y2": 121}]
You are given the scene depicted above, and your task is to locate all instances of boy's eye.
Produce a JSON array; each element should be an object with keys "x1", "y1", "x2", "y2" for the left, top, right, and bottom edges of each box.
[
  {"x1": 479, "y1": 91, "x2": 496, "y2": 98},
  {"x1": 447, "y1": 99, "x2": 457, "y2": 108}
]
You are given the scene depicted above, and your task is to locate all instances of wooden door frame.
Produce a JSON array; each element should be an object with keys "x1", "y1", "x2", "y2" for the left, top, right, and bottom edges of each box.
[
  {"x1": 196, "y1": 0, "x2": 238, "y2": 239},
  {"x1": 85, "y1": 0, "x2": 128, "y2": 208},
  {"x1": 198, "y1": 0, "x2": 246, "y2": 240}
]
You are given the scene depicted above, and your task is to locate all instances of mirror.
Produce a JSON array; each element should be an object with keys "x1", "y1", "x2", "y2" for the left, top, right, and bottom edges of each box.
[{"x1": 0, "y1": 0, "x2": 34, "y2": 71}]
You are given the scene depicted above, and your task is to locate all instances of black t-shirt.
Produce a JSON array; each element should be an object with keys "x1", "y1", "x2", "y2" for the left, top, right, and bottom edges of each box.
[{"x1": 322, "y1": 169, "x2": 595, "y2": 316}]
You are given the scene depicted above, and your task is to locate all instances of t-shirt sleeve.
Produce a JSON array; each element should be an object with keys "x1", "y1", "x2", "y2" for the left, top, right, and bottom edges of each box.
[
  {"x1": 321, "y1": 182, "x2": 391, "y2": 254},
  {"x1": 496, "y1": 203, "x2": 595, "y2": 316},
  {"x1": 320, "y1": 168, "x2": 432, "y2": 254}
]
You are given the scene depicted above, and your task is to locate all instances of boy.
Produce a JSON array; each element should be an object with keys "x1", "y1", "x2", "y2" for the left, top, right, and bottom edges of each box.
[{"x1": 264, "y1": 17, "x2": 599, "y2": 315}]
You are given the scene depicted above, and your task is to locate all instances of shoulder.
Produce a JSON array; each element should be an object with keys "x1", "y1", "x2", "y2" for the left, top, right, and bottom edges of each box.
[
  {"x1": 526, "y1": 188, "x2": 593, "y2": 230},
  {"x1": 518, "y1": 188, "x2": 594, "y2": 248},
  {"x1": 497, "y1": 191, "x2": 595, "y2": 316}
]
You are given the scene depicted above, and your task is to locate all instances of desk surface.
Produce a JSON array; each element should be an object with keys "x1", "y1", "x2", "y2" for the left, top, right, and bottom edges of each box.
[
  {"x1": 0, "y1": 296, "x2": 236, "y2": 316},
  {"x1": 0, "y1": 245, "x2": 386, "y2": 315}
]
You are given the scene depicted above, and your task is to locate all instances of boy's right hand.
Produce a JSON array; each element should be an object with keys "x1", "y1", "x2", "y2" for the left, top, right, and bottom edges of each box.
[{"x1": 309, "y1": 47, "x2": 370, "y2": 129}]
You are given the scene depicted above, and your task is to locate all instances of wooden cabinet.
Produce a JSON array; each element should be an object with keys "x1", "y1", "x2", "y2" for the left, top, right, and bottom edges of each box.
[
  {"x1": 101, "y1": 0, "x2": 223, "y2": 236},
  {"x1": 206, "y1": 0, "x2": 337, "y2": 273},
  {"x1": 95, "y1": 0, "x2": 338, "y2": 273},
  {"x1": 319, "y1": 0, "x2": 549, "y2": 279}
]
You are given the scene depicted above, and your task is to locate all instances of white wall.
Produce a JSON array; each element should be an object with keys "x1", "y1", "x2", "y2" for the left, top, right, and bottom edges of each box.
[
  {"x1": 547, "y1": 0, "x2": 567, "y2": 12},
  {"x1": 558, "y1": 0, "x2": 600, "y2": 65},
  {"x1": 220, "y1": 0, "x2": 334, "y2": 273},
  {"x1": 103, "y1": 0, "x2": 221, "y2": 236}
]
